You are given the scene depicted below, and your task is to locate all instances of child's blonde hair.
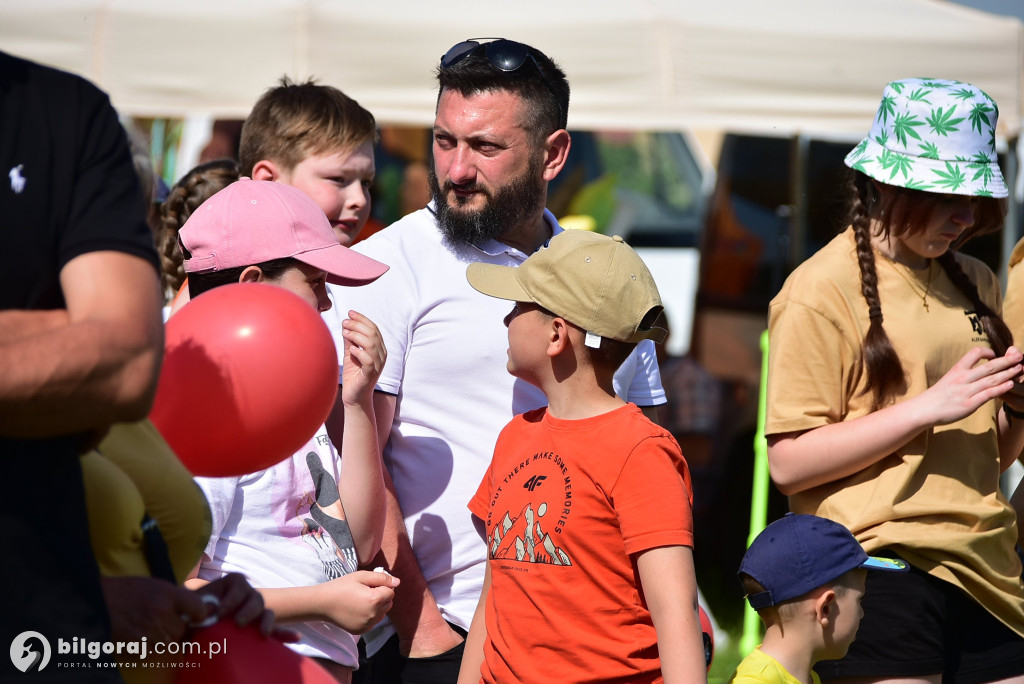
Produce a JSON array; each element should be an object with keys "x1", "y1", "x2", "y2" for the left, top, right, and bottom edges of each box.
[
  {"x1": 239, "y1": 77, "x2": 377, "y2": 176},
  {"x1": 740, "y1": 571, "x2": 857, "y2": 627}
]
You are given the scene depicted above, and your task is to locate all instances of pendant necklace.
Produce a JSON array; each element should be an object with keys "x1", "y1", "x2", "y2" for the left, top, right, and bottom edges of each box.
[{"x1": 887, "y1": 258, "x2": 935, "y2": 312}]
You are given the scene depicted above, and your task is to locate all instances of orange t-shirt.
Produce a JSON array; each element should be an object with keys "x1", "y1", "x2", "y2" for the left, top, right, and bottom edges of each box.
[{"x1": 469, "y1": 403, "x2": 693, "y2": 684}]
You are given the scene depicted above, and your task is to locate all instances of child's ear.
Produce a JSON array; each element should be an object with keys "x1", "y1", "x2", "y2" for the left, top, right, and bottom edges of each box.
[
  {"x1": 815, "y1": 589, "x2": 837, "y2": 627},
  {"x1": 251, "y1": 160, "x2": 279, "y2": 181},
  {"x1": 239, "y1": 266, "x2": 264, "y2": 283},
  {"x1": 546, "y1": 317, "x2": 570, "y2": 357}
]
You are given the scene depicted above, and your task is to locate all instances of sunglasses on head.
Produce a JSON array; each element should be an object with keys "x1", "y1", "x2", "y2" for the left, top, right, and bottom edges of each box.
[{"x1": 440, "y1": 38, "x2": 565, "y2": 129}]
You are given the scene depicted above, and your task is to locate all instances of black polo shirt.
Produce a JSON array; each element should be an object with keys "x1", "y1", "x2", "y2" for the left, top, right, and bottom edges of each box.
[{"x1": 0, "y1": 51, "x2": 158, "y2": 681}]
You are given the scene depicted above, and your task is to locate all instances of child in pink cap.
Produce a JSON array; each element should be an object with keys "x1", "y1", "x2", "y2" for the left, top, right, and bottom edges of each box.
[{"x1": 181, "y1": 179, "x2": 396, "y2": 684}]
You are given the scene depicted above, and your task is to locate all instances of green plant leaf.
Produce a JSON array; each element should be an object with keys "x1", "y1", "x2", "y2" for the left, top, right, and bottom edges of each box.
[
  {"x1": 888, "y1": 154, "x2": 914, "y2": 180},
  {"x1": 971, "y1": 164, "x2": 993, "y2": 186},
  {"x1": 925, "y1": 106, "x2": 965, "y2": 137},
  {"x1": 893, "y1": 112, "x2": 924, "y2": 146},
  {"x1": 968, "y1": 102, "x2": 994, "y2": 134},
  {"x1": 919, "y1": 141, "x2": 940, "y2": 160},
  {"x1": 951, "y1": 87, "x2": 975, "y2": 101},
  {"x1": 907, "y1": 88, "x2": 932, "y2": 103},
  {"x1": 932, "y1": 161, "x2": 966, "y2": 191},
  {"x1": 877, "y1": 95, "x2": 896, "y2": 124},
  {"x1": 968, "y1": 155, "x2": 993, "y2": 187}
]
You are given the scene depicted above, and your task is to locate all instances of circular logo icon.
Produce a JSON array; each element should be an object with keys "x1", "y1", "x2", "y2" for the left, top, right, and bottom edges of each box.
[{"x1": 10, "y1": 632, "x2": 50, "y2": 673}]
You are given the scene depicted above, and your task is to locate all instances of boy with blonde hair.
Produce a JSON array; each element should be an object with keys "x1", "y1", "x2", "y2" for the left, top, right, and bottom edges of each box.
[
  {"x1": 169, "y1": 78, "x2": 377, "y2": 313},
  {"x1": 241, "y1": 77, "x2": 377, "y2": 248},
  {"x1": 457, "y1": 230, "x2": 706, "y2": 683},
  {"x1": 732, "y1": 514, "x2": 907, "y2": 684}
]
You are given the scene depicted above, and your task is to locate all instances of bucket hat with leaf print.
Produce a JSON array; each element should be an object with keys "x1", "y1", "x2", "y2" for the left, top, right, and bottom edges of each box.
[{"x1": 844, "y1": 78, "x2": 1007, "y2": 198}]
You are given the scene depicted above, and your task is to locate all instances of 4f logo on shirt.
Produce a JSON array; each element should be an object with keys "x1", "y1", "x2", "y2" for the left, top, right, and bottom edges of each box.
[
  {"x1": 523, "y1": 475, "x2": 547, "y2": 491},
  {"x1": 8, "y1": 165, "x2": 25, "y2": 194}
]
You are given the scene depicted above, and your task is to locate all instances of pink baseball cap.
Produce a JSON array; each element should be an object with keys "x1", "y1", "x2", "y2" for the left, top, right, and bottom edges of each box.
[{"x1": 180, "y1": 178, "x2": 388, "y2": 286}]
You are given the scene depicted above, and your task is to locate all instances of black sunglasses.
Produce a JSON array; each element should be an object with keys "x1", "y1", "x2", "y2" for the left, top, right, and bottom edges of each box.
[{"x1": 440, "y1": 38, "x2": 565, "y2": 129}]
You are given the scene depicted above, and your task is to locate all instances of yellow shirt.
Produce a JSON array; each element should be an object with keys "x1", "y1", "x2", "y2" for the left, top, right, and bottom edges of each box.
[
  {"x1": 83, "y1": 419, "x2": 210, "y2": 583},
  {"x1": 730, "y1": 647, "x2": 819, "y2": 684},
  {"x1": 767, "y1": 227, "x2": 1024, "y2": 636}
]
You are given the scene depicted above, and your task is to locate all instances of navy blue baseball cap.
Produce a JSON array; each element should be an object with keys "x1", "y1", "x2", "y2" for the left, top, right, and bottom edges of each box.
[{"x1": 739, "y1": 513, "x2": 907, "y2": 610}]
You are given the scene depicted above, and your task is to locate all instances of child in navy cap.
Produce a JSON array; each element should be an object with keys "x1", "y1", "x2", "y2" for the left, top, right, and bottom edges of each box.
[{"x1": 730, "y1": 514, "x2": 906, "y2": 684}]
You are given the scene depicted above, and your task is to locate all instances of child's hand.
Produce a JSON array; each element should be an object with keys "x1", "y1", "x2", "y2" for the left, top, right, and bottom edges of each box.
[
  {"x1": 341, "y1": 311, "x2": 387, "y2": 406},
  {"x1": 319, "y1": 570, "x2": 399, "y2": 634}
]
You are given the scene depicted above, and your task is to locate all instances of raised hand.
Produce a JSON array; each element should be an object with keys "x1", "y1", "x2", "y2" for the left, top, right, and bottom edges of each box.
[{"x1": 340, "y1": 311, "x2": 387, "y2": 406}]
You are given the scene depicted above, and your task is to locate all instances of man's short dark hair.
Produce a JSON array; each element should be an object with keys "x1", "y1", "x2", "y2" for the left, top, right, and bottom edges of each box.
[{"x1": 436, "y1": 41, "x2": 570, "y2": 139}]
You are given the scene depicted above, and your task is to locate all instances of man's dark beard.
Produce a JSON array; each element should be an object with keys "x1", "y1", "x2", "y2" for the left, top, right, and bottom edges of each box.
[{"x1": 429, "y1": 155, "x2": 546, "y2": 248}]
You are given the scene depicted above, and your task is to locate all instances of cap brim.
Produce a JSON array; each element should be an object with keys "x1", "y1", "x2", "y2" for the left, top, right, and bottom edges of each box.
[
  {"x1": 466, "y1": 262, "x2": 532, "y2": 303},
  {"x1": 296, "y1": 243, "x2": 389, "y2": 287},
  {"x1": 861, "y1": 556, "x2": 908, "y2": 571},
  {"x1": 631, "y1": 325, "x2": 668, "y2": 344}
]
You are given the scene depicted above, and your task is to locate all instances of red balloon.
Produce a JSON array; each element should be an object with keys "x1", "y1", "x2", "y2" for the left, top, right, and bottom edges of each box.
[
  {"x1": 150, "y1": 283, "x2": 338, "y2": 477},
  {"x1": 177, "y1": 619, "x2": 336, "y2": 683}
]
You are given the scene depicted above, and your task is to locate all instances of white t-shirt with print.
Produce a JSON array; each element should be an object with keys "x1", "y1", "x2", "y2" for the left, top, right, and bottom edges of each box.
[{"x1": 195, "y1": 424, "x2": 360, "y2": 666}]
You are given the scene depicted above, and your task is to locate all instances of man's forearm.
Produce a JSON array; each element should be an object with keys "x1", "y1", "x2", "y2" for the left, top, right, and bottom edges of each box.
[
  {"x1": 0, "y1": 309, "x2": 69, "y2": 343},
  {"x1": 0, "y1": 252, "x2": 163, "y2": 438},
  {"x1": 0, "y1": 318, "x2": 161, "y2": 436}
]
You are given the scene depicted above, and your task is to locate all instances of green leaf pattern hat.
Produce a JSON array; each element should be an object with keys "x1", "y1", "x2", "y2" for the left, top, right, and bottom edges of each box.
[{"x1": 844, "y1": 78, "x2": 1007, "y2": 198}]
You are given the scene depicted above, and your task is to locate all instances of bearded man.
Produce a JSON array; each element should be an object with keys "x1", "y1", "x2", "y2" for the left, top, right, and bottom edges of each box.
[{"x1": 325, "y1": 39, "x2": 665, "y2": 684}]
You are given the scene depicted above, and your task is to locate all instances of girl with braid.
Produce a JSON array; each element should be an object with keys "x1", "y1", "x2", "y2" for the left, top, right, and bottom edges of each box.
[{"x1": 766, "y1": 79, "x2": 1024, "y2": 683}]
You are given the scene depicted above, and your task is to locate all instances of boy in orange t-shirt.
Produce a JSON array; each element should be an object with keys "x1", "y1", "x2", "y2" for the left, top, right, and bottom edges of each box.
[{"x1": 457, "y1": 231, "x2": 706, "y2": 684}]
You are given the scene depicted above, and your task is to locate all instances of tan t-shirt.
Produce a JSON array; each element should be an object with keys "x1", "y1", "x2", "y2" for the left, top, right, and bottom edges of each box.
[
  {"x1": 1003, "y1": 236, "x2": 1024, "y2": 343},
  {"x1": 767, "y1": 227, "x2": 1024, "y2": 635}
]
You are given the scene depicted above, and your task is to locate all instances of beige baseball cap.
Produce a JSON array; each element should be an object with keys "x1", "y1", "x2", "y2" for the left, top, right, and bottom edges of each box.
[{"x1": 466, "y1": 230, "x2": 666, "y2": 346}]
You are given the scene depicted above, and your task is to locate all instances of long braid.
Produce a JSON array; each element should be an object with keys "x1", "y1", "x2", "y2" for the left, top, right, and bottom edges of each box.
[
  {"x1": 851, "y1": 174, "x2": 907, "y2": 409},
  {"x1": 157, "y1": 159, "x2": 239, "y2": 296},
  {"x1": 937, "y1": 251, "x2": 1012, "y2": 357},
  {"x1": 158, "y1": 183, "x2": 190, "y2": 293}
]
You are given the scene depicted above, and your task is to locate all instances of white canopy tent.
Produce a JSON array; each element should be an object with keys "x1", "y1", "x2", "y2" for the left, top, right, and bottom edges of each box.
[
  {"x1": 1, "y1": 0, "x2": 1021, "y2": 137},
  {"x1": 3, "y1": 0, "x2": 1022, "y2": 360}
]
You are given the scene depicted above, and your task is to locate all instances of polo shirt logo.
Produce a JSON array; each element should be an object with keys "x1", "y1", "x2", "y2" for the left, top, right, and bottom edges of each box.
[{"x1": 8, "y1": 165, "x2": 25, "y2": 194}]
